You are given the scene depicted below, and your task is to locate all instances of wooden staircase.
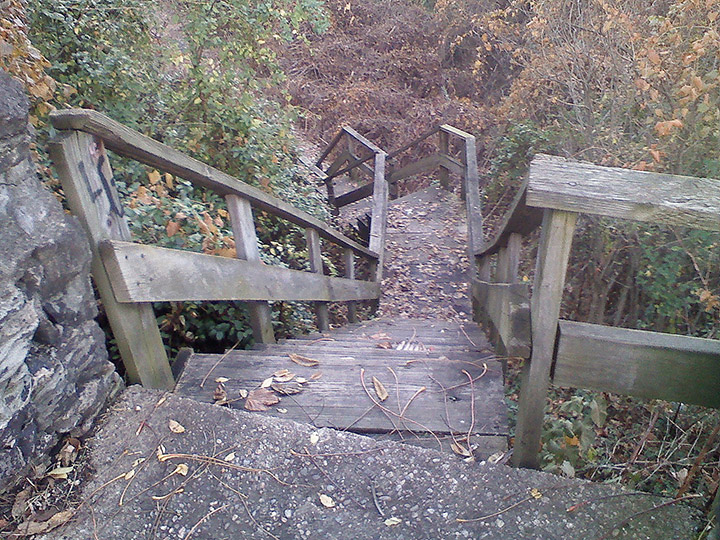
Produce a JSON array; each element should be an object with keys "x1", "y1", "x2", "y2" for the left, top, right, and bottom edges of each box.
[{"x1": 174, "y1": 318, "x2": 508, "y2": 458}]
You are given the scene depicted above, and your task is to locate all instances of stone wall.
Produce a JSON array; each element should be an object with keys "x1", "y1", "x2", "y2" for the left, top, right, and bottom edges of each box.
[{"x1": 0, "y1": 70, "x2": 122, "y2": 493}]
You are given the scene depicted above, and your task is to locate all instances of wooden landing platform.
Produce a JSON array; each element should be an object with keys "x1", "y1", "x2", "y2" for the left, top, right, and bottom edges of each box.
[{"x1": 174, "y1": 318, "x2": 508, "y2": 458}]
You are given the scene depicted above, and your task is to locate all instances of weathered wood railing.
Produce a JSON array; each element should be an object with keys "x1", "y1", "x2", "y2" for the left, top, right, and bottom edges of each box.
[
  {"x1": 473, "y1": 153, "x2": 720, "y2": 469},
  {"x1": 316, "y1": 124, "x2": 483, "y2": 260},
  {"x1": 49, "y1": 109, "x2": 383, "y2": 389}
]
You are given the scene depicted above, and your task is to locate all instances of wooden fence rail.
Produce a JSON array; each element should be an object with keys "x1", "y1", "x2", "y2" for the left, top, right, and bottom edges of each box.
[
  {"x1": 49, "y1": 109, "x2": 384, "y2": 389},
  {"x1": 472, "y1": 153, "x2": 720, "y2": 470}
]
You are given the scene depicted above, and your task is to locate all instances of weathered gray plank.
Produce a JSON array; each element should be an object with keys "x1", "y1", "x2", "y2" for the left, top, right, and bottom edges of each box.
[
  {"x1": 514, "y1": 209, "x2": 577, "y2": 469},
  {"x1": 49, "y1": 109, "x2": 376, "y2": 259},
  {"x1": 306, "y1": 227, "x2": 330, "y2": 331},
  {"x1": 343, "y1": 126, "x2": 384, "y2": 154},
  {"x1": 527, "y1": 153, "x2": 720, "y2": 231},
  {"x1": 461, "y1": 133, "x2": 484, "y2": 257},
  {"x1": 175, "y1": 351, "x2": 507, "y2": 436},
  {"x1": 472, "y1": 280, "x2": 531, "y2": 358},
  {"x1": 437, "y1": 153, "x2": 465, "y2": 177},
  {"x1": 387, "y1": 154, "x2": 441, "y2": 184},
  {"x1": 99, "y1": 240, "x2": 381, "y2": 303},
  {"x1": 344, "y1": 248, "x2": 358, "y2": 323},
  {"x1": 226, "y1": 194, "x2": 275, "y2": 344},
  {"x1": 554, "y1": 321, "x2": 720, "y2": 408},
  {"x1": 334, "y1": 182, "x2": 375, "y2": 208},
  {"x1": 368, "y1": 152, "x2": 388, "y2": 282},
  {"x1": 49, "y1": 131, "x2": 174, "y2": 389},
  {"x1": 476, "y1": 181, "x2": 544, "y2": 258}
]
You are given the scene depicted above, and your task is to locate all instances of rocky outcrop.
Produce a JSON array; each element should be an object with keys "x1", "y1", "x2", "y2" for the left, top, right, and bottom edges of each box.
[{"x1": 0, "y1": 70, "x2": 122, "y2": 493}]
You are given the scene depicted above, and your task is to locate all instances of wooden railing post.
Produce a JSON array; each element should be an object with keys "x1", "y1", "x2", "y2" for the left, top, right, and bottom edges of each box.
[
  {"x1": 226, "y1": 194, "x2": 275, "y2": 344},
  {"x1": 344, "y1": 248, "x2": 358, "y2": 323},
  {"x1": 514, "y1": 209, "x2": 577, "y2": 468},
  {"x1": 49, "y1": 131, "x2": 174, "y2": 389},
  {"x1": 306, "y1": 228, "x2": 330, "y2": 331},
  {"x1": 438, "y1": 129, "x2": 450, "y2": 190},
  {"x1": 368, "y1": 151, "x2": 388, "y2": 284}
]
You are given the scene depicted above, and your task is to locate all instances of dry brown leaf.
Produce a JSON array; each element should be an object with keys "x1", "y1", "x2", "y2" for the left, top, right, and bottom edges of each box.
[
  {"x1": 15, "y1": 509, "x2": 74, "y2": 535},
  {"x1": 319, "y1": 494, "x2": 336, "y2": 508},
  {"x1": 239, "y1": 389, "x2": 249, "y2": 398},
  {"x1": 260, "y1": 377, "x2": 274, "y2": 388},
  {"x1": 173, "y1": 464, "x2": 189, "y2": 476},
  {"x1": 310, "y1": 372, "x2": 323, "y2": 380},
  {"x1": 372, "y1": 376, "x2": 389, "y2": 402},
  {"x1": 271, "y1": 382, "x2": 303, "y2": 395},
  {"x1": 47, "y1": 466, "x2": 73, "y2": 480},
  {"x1": 288, "y1": 353, "x2": 319, "y2": 367},
  {"x1": 273, "y1": 370, "x2": 296, "y2": 383},
  {"x1": 370, "y1": 332, "x2": 391, "y2": 340},
  {"x1": 213, "y1": 384, "x2": 227, "y2": 402},
  {"x1": 168, "y1": 420, "x2": 185, "y2": 434},
  {"x1": 384, "y1": 516, "x2": 402, "y2": 526},
  {"x1": 376, "y1": 341, "x2": 393, "y2": 349},
  {"x1": 245, "y1": 388, "x2": 280, "y2": 411},
  {"x1": 11, "y1": 486, "x2": 31, "y2": 520},
  {"x1": 224, "y1": 452, "x2": 236, "y2": 462},
  {"x1": 450, "y1": 442, "x2": 472, "y2": 457},
  {"x1": 215, "y1": 377, "x2": 229, "y2": 383}
]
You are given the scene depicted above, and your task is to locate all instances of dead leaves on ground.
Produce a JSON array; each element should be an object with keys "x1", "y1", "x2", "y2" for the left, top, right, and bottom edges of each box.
[
  {"x1": 372, "y1": 376, "x2": 389, "y2": 402},
  {"x1": 288, "y1": 353, "x2": 319, "y2": 367},
  {"x1": 245, "y1": 388, "x2": 280, "y2": 411}
]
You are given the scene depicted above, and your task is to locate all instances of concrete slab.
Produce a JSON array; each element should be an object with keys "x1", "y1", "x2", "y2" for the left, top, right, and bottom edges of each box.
[{"x1": 41, "y1": 387, "x2": 701, "y2": 540}]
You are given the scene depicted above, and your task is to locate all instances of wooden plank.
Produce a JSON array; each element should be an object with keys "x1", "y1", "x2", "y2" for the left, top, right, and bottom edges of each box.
[
  {"x1": 175, "y1": 351, "x2": 507, "y2": 436},
  {"x1": 298, "y1": 155, "x2": 328, "y2": 182},
  {"x1": 100, "y1": 240, "x2": 381, "y2": 303},
  {"x1": 440, "y1": 124, "x2": 474, "y2": 139},
  {"x1": 324, "y1": 150, "x2": 351, "y2": 178},
  {"x1": 315, "y1": 128, "x2": 345, "y2": 166},
  {"x1": 437, "y1": 153, "x2": 464, "y2": 177},
  {"x1": 462, "y1": 135, "x2": 484, "y2": 257},
  {"x1": 438, "y1": 130, "x2": 450, "y2": 190},
  {"x1": 368, "y1": 153, "x2": 388, "y2": 282},
  {"x1": 334, "y1": 182, "x2": 375, "y2": 208},
  {"x1": 342, "y1": 126, "x2": 384, "y2": 154},
  {"x1": 347, "y1": 149, "x2": 375, "y2": 178},
  {"x1": 49, "y1": 109, "x2": 376, "y2": 259},
  {"x1": 554, "y1": 321, "x2": 720, "y2": 408},
  {"x1": 49, "y1": 131, "x2": 174, "y2": 389},
  {"x1": 306, "y1": 228, "x2": 330, "y2": 331},
  {"x1": 226, "y1": 195, "x2": 275, "y2": 344},
  {"x1": 476, "y1": 181, "x2": 544, "y2": 258},
  {"x1": 527, "y1": 153, "x2": 720, "y2": 231},
  {"x1": 514, "y1": 209, "x2": 577, "y2": 469},
  {"x1": 387, "y1": 154, "x2": 441, "y2": 184},
  {"x1": 344, "y1": 248, "x2": 358, "y2": 323},
  {"x1": 472, "y1": 280, "x2": 531, "y2": 358}
]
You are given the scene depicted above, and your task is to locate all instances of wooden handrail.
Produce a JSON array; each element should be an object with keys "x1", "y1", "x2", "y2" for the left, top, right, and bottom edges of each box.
[{"x1": 50, "y1": 109, "x2": 377, "y2": 260}]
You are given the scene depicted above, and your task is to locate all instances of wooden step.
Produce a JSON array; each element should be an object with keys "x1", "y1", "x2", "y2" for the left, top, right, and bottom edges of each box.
[{"x1": 174, "y1": 318, "x2": 508, "y2": 458}]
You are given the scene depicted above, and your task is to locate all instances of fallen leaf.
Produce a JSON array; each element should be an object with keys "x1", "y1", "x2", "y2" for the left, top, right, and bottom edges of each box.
[
  {"x1": 384, "y1": 517, "x2": 402, "y2": 526},
  {"x1": 148, "y1": 169, "x2": 161, "y2": 184},
  {"x1": 296, "y1": 377, "x2": 308, "y2": 384},
  {"x1": 450, "y1": 442, "x2": 473, "y2": 457},
  {"x1": 47, "y1": 466, "x2": 74, "y2": 480},
  {"x1": 272, "y1": 382, "x2": 303, "y2": 395},
  {"x1": 319, "y1": 494, "x2": 336, "y2": 508},
  {"x1": 11, "y1": 486, "x2": 31, "y2": 520},
  {"x1": 215, "y1": 377, "x2": 229, "y2": 383},
  {"x1": 370, "y1": 332, "x2": 391, "y2": 340},
  {"x1": 245, "y1": 388, "x2": 280, "y2": 411},
  {"x1": 530, "y1": 488, "x2": 543, "y2": 499},
  {"x1": 277, "y1": 408, "x2": 288, "y2": 413},
  {"x1": 310, "y1": 432, "x2": 320, "y2": 445},
  {"x1": 58, "y1": 437, "x2": 81, "y2": 467},
  {"x1": 124, "y1": 469, "x2": 136, "y2": 481},
  {"x1": 310, "y1": 372, "x2": 323, "y2": 380},
  {"x1": 564, "y1": 435, "x2": 580, "y2": 447},
  {"x1": 274, "y1": 371, "x2": 296, "y2": 383},
  {"x1": 168, "y1": 420, "x2": 185, "y2": 434},
  {"x1": 372, "y1": 377, "x2": 389, "y2": 401},
  {"x1": 260, "y1": 377, "x2": 274, "y2": 388},
  {"x1": 213, "y1": 384, "x2": 227, "y2": 402},
  {"x1": 15, "y1": 510, "x2": 74, "y2": 535},
  {"x1": 376, "y1": 341, "x2": 393, "y2": 349},
  {"x1": 288, "y1": 353, "x2": 319, "y2": 367},
  {"x1": 224, "y1": 452, "x2": 236, "y2": 462},
  {"x1": 173, "y1": 464, "x2": 189, "y2": 476},
  {"x1": 239, "y1": 389, "x2": 249, "y2": 398}
]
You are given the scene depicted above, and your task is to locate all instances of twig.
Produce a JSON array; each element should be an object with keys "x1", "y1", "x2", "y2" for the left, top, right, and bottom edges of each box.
[
  {"x1": 158, "y1": 452, "x2": 291, "y2": 486},
  {"x1": 200, "y1": 340, "x2": 241, "y2": 388},
  {"x1": 677, "y1": 419, "x2": 720, "y2": 497},
  {"x1": 624, "y1": 406, "x2": 660, "y2": 473},
  {"x1": 595, "y1": 495, "x2": 702, "y2": 540},
  {"x1": 370, "y1": 481, "x2": 385, "y2": 517},
  {"x1": 567, "y1": 492, "x2": 667, "y2": 513},
  {"x1": 457, "y1": 494, "x2": 536, "y2": 523},
  {"x1": 290, "y1": 447, "x2": 388, "y2": 459},
  {"x1": 183, "y1": 505, "x2": 229, "y2": 540},
  {"x1": 463, "y1": 369, "x2": 476, "y2": 447},
  {"x1": 210, "y1": 473, "x2": 279, "y2": 540},
  {"x1": 359, "y1": 368, "x2": 443, "y2": 449}
]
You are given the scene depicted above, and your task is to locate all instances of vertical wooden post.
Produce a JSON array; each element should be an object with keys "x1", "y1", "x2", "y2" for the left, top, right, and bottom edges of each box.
[
  {"x1": 225, "y1": 195, "x2": 275, "y2": 344},
  {"x1": 347, "y1": 138, "x2": 361, "y2": 185},
  {"x1": 368, "y1": 152, "x2": 388, "y2": 284},
  {"x1": 462, "y1": 136, "x2": 483, "y2": 256},
  {"x1": 514, "y1": 209, "x2": 577, "y2": 469},
  {"x1": 344, "y1": 248, "x2": 358, "y2": 323},
  {"x1": 49, "y1": 131, "x2": 174, "y2": 389},
  {"x1": 506, "y1": 233, "x2": 522, "y2": 284},
  {"x1": 306, "y1": 228, "x2": 330, "y2": 331},
  {"x1": 438, "y1": 129, "x2": 450, "y2": 191}
]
